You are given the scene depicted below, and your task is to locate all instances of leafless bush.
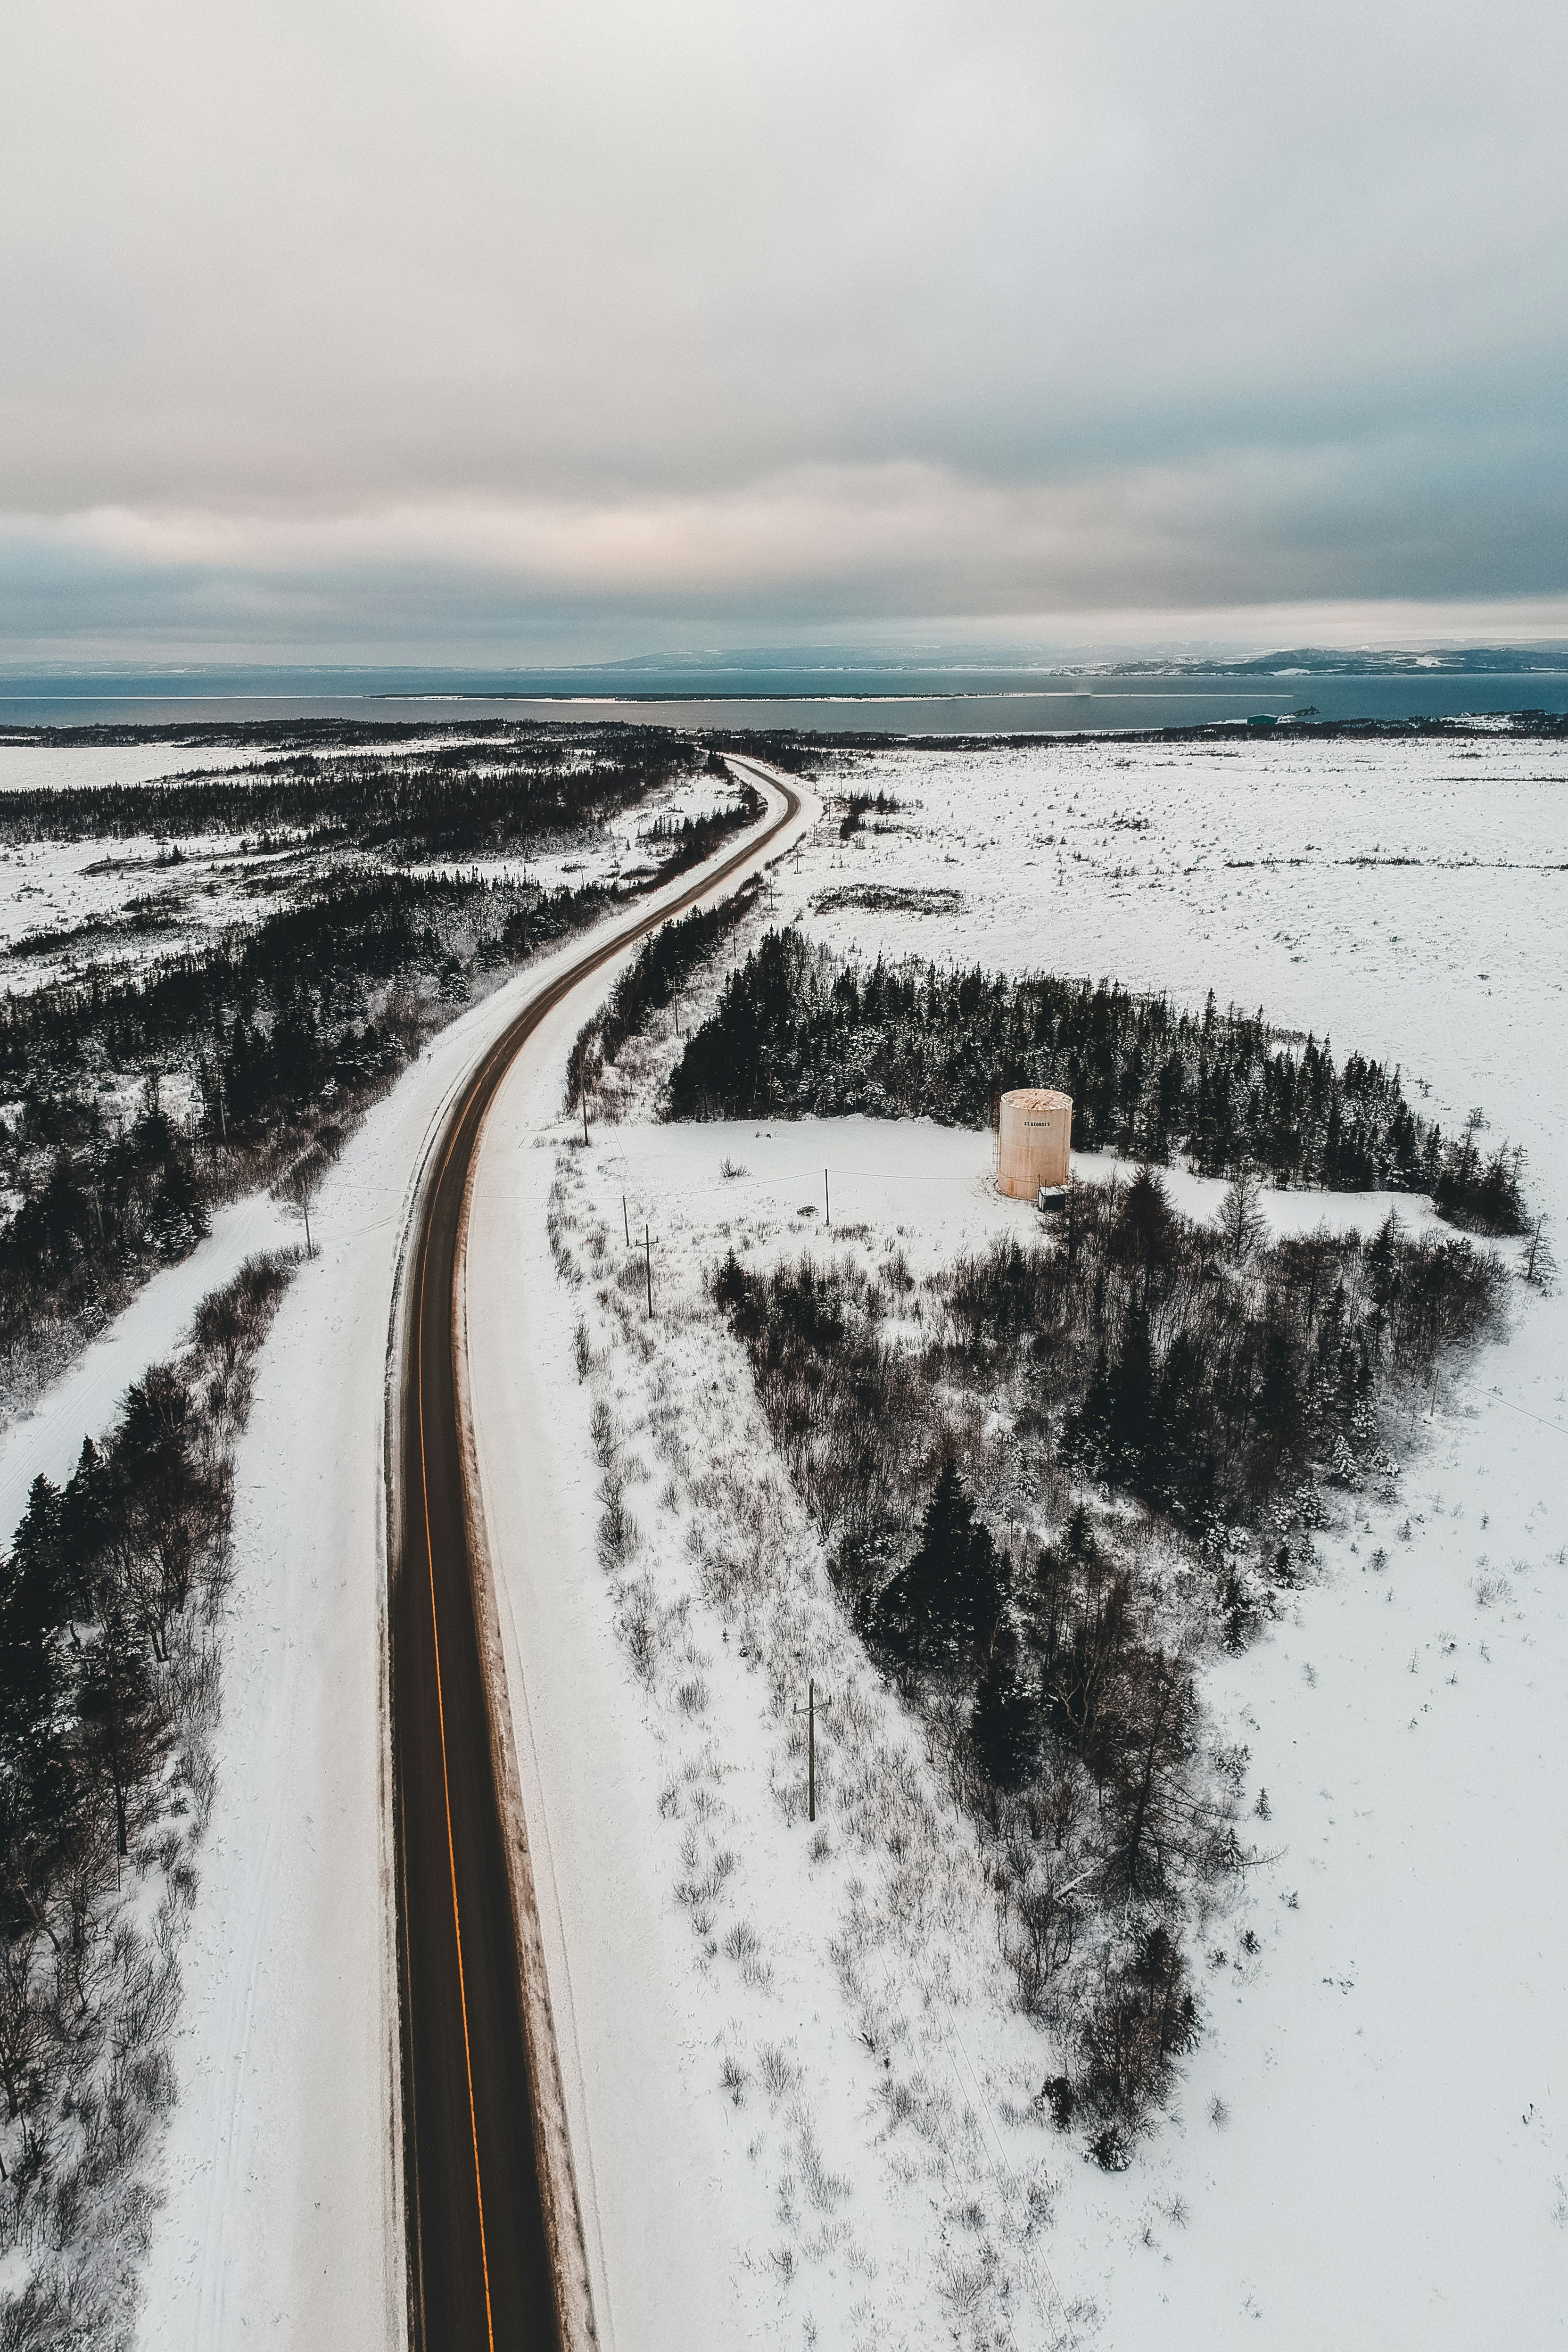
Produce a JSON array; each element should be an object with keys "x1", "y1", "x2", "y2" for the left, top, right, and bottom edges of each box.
[
  {"x1": 792, "y1": 2108, "x2": 850, "y2": 2212},
  {"x1": 758, "y1": 2041, "x2": 799, "y2": 2101},
  {"x1": 724, "y1": 1920, "x2": 774, "y2": 1989},
  {"x1": 596, "y1": 1475, "x2": 638, "y2": 1570}
]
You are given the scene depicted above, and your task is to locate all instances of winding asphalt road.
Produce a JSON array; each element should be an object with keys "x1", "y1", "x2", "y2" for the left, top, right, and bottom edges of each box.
[{"x1": 391, "y1": 765, "x2": 801, "y2": 2351}]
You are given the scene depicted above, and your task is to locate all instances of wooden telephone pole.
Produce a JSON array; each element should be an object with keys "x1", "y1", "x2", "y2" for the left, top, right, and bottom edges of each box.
[{"x1": 793, "y1": 1679, "x2": 831, "y2": 1822}]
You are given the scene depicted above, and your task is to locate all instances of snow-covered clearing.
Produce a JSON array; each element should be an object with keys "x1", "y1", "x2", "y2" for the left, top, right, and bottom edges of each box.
[
  {"x1": 0, "y1": 754, "x2": 720, "y2": 987},
  {"x1": 463, "y1": 731, "x2": 1567, "y2": 2348},
  {"x1": 0, "y1": 745, "x2": 283, "y2": 794}
]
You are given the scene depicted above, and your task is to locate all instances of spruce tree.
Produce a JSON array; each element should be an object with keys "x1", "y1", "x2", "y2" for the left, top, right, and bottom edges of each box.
[
  {"x1": 971, "y1": 1631, "x2": 1037, "y2": 1787},
  {"x1": 75, "y1": 1597, "x2": 160, "y2": 1860},
  {"x1": 877, "y1": 1462, "x2": 1004, "y2": 1665}
]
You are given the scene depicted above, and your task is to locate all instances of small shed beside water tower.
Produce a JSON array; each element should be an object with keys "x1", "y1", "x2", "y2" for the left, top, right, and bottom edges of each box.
[{"x1": 997, "y1": 1087, "x2": 1073, "y2": 1199}]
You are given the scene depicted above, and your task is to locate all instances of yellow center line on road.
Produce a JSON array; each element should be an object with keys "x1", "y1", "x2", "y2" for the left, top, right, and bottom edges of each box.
[
  {"x1": 396, "y1": 773, "x2": 802, "y2": 2347},
  {"x1": 417, "y1": 1108, "x2": 496, "y2": 2352}
]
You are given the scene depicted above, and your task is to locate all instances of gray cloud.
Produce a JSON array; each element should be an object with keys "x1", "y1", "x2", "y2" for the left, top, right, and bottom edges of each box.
[{"x1": 3, "y1": 0, "x2": 1566, "y2": 658}]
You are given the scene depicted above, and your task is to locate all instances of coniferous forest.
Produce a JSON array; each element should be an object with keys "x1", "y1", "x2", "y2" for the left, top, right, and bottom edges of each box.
[
  {"x1": 668, "y1": 928, "x2": 1526, "y2": 1233},
  {"x1": 0, "y1": 1257, "x2": 291, "y2": 2314},
  {"x1": 0, "y1": 723, "x2": 695, "y2": 852}
]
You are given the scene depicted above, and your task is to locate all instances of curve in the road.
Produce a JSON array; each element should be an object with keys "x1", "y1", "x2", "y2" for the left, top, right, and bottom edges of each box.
[{"x1": 391, "y1": 767, "x2": 802, "y2": 2351}]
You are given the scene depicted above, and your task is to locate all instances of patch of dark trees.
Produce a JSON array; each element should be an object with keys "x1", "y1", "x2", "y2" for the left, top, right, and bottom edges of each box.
[
  {"x1": 567, "y1": 880, "x2": 763, "y2": 1110},
  {"x1": 7, "y1": 894, "x2": 187, "y2": 964},
  {"x1": 710, "y1": 1175, "x2": 1504, "y2": 2152},
  {"x1": 838, "y1": 787, "x2": 902, "y2": 841},
  {"x1": 0, "y1": 723, "x2": 696, "y2": 854},
  {"x1": 0, "y1": 1081, "x2": 211, "y2": 1413},
  {"x1": 0, "y1": 870, "x2": 606, "y2": 1410},
  {"x1": 852, "y1": 712, "x2": 1568, "y2": 752},
  {"x1": 668, "y1": 928, "x2": 1526, "y2": 1235},
  {"x1": 634, "y1": 777, "x2": 763, "y2": 881},
  {"x1": 0, "y1": 1255, "x2": 291, "y2": 2297},
  {"x1": 810, "y1": 883, "x2": 964, "y2": 917},
  {"x1": 694, "y1": 730, "x2": 832, "y2": 776}
]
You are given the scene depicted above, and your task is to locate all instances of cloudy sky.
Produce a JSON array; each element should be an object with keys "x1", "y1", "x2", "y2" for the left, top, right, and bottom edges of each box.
[{"x1": 4, "y1": 0, "x2": 1566, "y2": 663}]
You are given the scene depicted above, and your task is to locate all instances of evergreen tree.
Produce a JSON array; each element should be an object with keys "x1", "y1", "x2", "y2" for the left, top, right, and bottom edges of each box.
[
  {"x1": 0, "y1": 1492, "x2": 79, "y2": 1932},
  {"x1": 1070, "y1": 1309, "x2": 1164, "y2": 1493},
  {"x1": 876, "y1": 1462, "x2": 1005, "y2": 1665},
  {"x1": 74, "y1": 1597, "x2": 161, "y2": 1860},
  {"x1": 1218, "y1": 1166, "x2": 1266, "y2": 1264},
  {"x1": 971, "y1": 1630, "x2": 1037, "y2": 1788}
]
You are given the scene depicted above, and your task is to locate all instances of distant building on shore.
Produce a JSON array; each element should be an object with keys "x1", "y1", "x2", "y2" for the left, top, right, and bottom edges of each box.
[{"x1": 997, "y1": 1087, "x2": 1072, "y2": 1199}]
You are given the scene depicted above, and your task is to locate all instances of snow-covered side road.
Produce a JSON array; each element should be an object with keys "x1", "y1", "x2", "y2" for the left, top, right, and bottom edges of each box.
[{"x1": 134, "y1": 766, "x2": 809, "y2": 2349}]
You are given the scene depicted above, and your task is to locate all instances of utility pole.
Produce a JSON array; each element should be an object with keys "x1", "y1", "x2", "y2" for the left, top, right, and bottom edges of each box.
[
  {"x1": 644, "y1": 1223, "x2": 653, "y2": 1318},
  {"x1": 824, "y1": 1166, "x2": 830, "y2": 1227},
  {"x1": 623, "y1": 1193, "x2": 630, "y2": 1246},
  {"x1": 582, "y1": 1098, "x2": 590, "y2": 1147},
  {"x1": 298, "y1": 1175, "x2": 314, "y2": 1259},
  {"x1": 792, "y1": 1678, "x2": 831, "y2": 1822}
]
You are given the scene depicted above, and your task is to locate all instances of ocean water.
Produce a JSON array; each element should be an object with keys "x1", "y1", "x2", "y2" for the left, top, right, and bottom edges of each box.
[{"x1": 2, "y1": 665, "x2": 1567, "y2": 734}]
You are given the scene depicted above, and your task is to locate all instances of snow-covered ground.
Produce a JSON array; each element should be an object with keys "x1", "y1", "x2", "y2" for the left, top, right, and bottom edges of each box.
[
  {"x1": 11, "y1": 726, "x2": 1564, "y2": 2345},
  {"x1": 460, "y1": 731, "x2": 1568, "y2": 2348},
  {"x1": 0, "y1": 763, "x2": 726, "y2": 989},
  {"x1": 468, "y1": 1104, "x2": 1484, "y2": 2352},
  {"x1": 0, "y1": 735, "x2": 477, "y2": 795},
  {"x1": 0, "y1": 743, "x2": 286, "y2": 793}
]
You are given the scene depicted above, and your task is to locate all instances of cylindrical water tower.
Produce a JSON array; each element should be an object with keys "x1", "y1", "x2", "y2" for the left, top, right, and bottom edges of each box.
[{"x1": 997, "y1": 1088, "x2": 1073, "y2": 1199}]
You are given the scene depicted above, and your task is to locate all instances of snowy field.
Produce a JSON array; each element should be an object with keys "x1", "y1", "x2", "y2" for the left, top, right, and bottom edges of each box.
[
  {"x1": 0, "y1": 732, "x2": 731, "y2": 987},
  {"x1": 6, "y1": 728, "x2": 1566, "y2": 2346},
  {"x1": 466, "y1": 731, "x2": 1568, "y2": 2350},
  {"x1": 0, "y1": 744, "x2": 284, "y2": 793},
  {"x1": 0, "y1": 735, "x2": 470, "y2": 793}
]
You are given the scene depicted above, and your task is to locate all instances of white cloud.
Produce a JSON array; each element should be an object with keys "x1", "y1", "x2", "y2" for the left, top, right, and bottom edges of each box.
[{"x1": 2, "y1": 0, "x2": 1565, "y2": 653}]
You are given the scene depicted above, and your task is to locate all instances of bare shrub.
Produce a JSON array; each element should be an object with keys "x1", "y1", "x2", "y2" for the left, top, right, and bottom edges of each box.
[
  {"x1": 596, "y1": 1477, "x2": 638, "y2": 1570},
  {"x1": 758, "y1": 2042, "x2": 799, "y2": 2101}
]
